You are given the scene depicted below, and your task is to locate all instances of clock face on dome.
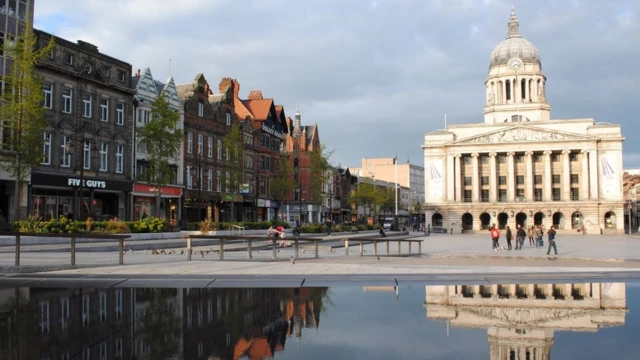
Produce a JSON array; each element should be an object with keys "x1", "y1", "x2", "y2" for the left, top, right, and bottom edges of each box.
[{"x1": 508, "y1": 58, "x2": 522, "y2": 71}]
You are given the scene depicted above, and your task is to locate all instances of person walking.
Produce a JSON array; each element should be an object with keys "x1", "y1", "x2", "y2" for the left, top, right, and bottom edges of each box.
[
  {"x1": 527, "y1": 226, "x2": 534, "y2": 246},
  {"x1": 546, "y1": 226, "x2": 558, "y2": 255},
  {"x1": 490, "y1": 224, "x2": 500, "y2": 251},
  {"x1": 534, "y1": 224, "x2": 543, "y2": 248},
  {"x1": 505, "y1": 225, "x2": 513, "y2": 250},
  {"x1": 516, "y1": 224, "x2": 526, "y2": 250}
]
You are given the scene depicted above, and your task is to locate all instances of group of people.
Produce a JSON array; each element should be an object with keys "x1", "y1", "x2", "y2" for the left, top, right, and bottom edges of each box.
[
  {"x1": 268, "y1": 225, "x2": 286, "y2": 247},
  {"x1": 489, "y1": 223, "x2": 557, "y2": 255}
]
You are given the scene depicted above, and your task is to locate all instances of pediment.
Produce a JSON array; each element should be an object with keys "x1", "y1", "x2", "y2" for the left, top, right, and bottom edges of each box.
[
  {"x1": 462, "y1": 306, "x2": 591, "y2": 326},
  {"x1": 451, "y1": 125, "x2": 596, "y2": 145}
]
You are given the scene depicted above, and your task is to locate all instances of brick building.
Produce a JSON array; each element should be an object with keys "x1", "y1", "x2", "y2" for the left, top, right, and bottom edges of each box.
[
  {"x1": 31, "y1": 29, "x2": 135, "y2": 221},
  {"x1": 282, "y1": 108, "x2": 322, "y2": 224}
]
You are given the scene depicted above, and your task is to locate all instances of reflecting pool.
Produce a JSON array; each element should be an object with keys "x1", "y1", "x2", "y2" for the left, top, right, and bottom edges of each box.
[{"x1": 0, "y1": 281, "x2": 638, "y2": 359}]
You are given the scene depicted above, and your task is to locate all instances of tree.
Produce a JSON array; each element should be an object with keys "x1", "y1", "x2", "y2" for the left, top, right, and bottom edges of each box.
[
  {"x1": 0, "y1": 21, "x2": 54, "y2": 220},
  {"x1": 222, "y1": 122, "x2": 245, "y2": 222},
  {"x1": 136, "y1": 94, "x2": 183, "y2": 217},
  {"x1": 308, "y1": 143, "x2": 331, "y2": 205},
  {"x1": 270, "y1": 153, "x2": 293, "y2": 221}
]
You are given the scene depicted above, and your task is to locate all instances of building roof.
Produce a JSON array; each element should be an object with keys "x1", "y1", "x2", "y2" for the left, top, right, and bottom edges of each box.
[{"x1": 489, "y1": 7, "x2": 540, "y2": 69}]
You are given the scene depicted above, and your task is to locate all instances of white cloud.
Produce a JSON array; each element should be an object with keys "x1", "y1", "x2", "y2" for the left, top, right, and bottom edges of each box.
[{"x1": 33, "y1": 0, "x2": 640, "y2": 168}]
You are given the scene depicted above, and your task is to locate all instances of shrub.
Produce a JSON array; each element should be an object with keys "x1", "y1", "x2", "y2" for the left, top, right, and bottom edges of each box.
[
  {"x1": 198, "y1": 219, "x2": 216, "y2": 233},
  {"x1": 128, "y1": 216, "x2": 171, "y2": 233},
  {"x1": 85, "y1": 217, "x2": 94, "y2": 232},
  {"x1": 13, "y1": 215, "x2": 45, "y2": 233},
  {"x1": 105, "y1": 218, "x2": 130, "y2": 234},
  {"x1": 299, "y1": 225, "x2": 322, "y2": 233}
]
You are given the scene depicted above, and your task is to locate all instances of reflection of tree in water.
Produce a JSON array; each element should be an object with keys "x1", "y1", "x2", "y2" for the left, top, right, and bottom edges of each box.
[
  {"x1": 136, "y1": 288, "x2": 182, "y2": 360},
  {"x1": 0, "y1": 288, "x2": 38, "y2": 360}
]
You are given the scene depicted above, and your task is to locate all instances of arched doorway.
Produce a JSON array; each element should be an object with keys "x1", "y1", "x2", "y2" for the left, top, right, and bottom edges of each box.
[
  {"x1": 432, "y1": 213, "x2": 443, "y2": 228},
  {"x1": 497, "y1": 212, "x2": 508, "y2": 229},
  {"x1": 571, "y1": 212, "x2": 582, "y2": 229},
  {"x1": 515, "y1": 212, "x2": 527, "y2": 228},
  {"x1": 534, "y1": 212, "x2": 545, "y2": 226},
  {"x1": 462, "y1": 213, "x2": 473, "y2": 230},
  {"x1": 552, "y1": 212, "x2": 564, "y2": 229},
  {"x1": 604, "y1": 211, "x2": 616, "y2": 229},
  {"x1": 480, "y1": 212, "x2": 491, "y2": 230}
]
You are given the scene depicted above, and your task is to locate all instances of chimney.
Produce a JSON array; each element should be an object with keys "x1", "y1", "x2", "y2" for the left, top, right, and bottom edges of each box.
[
  {"x1": 248, "y1": 90, "x2": 263, "y2": 100},
  {"x1": 137, "y1": 69, "x2": 141, "y2": 76}
]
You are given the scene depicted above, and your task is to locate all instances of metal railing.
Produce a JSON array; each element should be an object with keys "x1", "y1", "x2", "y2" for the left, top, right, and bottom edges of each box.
[
  {"x1": 1, "y1": 232, "x2": 130, "y2": 266},
  {"x1": 229, "y1": 225, "x2": 245, "y2": 237}
]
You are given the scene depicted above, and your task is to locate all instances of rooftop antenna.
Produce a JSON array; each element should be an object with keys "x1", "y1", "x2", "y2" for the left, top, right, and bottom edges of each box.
[
  {"x1": 169, "y1": 58, "x2": 172, "y2": 77},
  {"x1": 444, "y1": 113, "x2": 447, "y2": 129}
]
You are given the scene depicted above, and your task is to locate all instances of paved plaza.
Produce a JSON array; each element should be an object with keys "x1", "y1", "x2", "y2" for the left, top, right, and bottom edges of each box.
[{"x1": 0, "y1": 233, "x2": 640, "y2": 284}]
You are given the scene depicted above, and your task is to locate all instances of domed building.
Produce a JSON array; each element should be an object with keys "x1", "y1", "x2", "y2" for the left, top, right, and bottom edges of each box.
[{"x1": 423, "y1": 7, "x2": 624, "y2": 234}]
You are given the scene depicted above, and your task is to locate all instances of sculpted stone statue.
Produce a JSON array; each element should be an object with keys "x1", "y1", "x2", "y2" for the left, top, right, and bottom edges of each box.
[
  {"x1": 487, "y1": 92, "x2": 495, "y2": 106},
  {"x1": 538, "y1": 85, "x2": 545, "y2": 102}
]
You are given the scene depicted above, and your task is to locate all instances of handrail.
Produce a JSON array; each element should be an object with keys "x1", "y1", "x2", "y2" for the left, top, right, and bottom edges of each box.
[{"x1": 229, "y1": 225, "x2": 245, "y2": 237}]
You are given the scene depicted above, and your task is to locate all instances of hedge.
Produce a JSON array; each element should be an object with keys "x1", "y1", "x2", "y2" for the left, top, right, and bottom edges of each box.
[
  {"x1": 11, "y1": 216, "x2": 173, "y2": 234},
  {"x1": 186, "y1": 220, "x2": 290, "y2": 231}
]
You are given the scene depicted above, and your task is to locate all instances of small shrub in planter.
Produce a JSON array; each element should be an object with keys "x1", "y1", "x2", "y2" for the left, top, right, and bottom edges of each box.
[
  {"x1": 105, "y1": 218, "x2": 130, "y2": 234},
  {"x1": 199, "y1": 219, "x2": 216, "y2": 233}
]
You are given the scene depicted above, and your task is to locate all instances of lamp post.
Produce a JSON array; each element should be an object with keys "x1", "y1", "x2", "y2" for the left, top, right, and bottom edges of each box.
[
  {"x1": 394, "y1": 156, "x2": 398, "y2": 217},
  {"x1": 328, "y1": 173, "x2": 333, "y2": 236}
]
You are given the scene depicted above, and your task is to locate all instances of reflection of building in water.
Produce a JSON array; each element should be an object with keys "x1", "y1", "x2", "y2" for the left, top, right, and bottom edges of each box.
[
  {"x1": 426, "y1": 283, "x2": 627, "y2": 359},
  {"x1": 0, "y1": 287, "x2": 133, "y2": 359},
  {"x1": 181, "y1": 287, "x2": 325, "y2": 360}
]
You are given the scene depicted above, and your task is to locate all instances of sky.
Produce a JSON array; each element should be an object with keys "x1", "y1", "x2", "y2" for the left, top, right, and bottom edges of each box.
[{"x1": 33, "y1": 0, "x2": 640, "y2": 170}]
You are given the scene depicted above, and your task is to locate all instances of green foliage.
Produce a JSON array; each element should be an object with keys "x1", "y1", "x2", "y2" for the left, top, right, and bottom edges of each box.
[
  {"x1": 186, "y1": 221, "x2": 290, "y2": 231},
  {"x1": 349, "y1": 182, "x2": 397, "y2": 217},
  {"x1": 136, "y1": 94, "x2": 183, "y2": 194},
  {"x1": 104, "y1": 218, "x2": 130, "y2": 234},
  {"x1": 270, "y1": 153, "x2": 293, "y2": 206},
  {"x1": 309, "y1": 143, "x2": 332, "y2": 205},
  {"x1": 0, "y1": 20, "x2": 55, "y2": 219},
  {"x1": 127, "y1": 216, "x2": 171, "y2": 233},
  {"x1": 12, "y1": 215, "x2": 46, "y2": 232},
  {"x1": 221, "y1": 122, "x2": 244, "y2": 194}
]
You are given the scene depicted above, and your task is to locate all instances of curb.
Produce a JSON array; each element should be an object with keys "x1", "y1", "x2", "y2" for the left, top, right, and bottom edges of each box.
[{"x1": 428, "y1": 253, "x2": 640, "y2": 263}]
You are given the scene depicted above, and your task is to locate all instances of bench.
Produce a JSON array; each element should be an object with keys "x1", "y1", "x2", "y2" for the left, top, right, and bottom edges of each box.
[{"x1": 341, "y1": 235, "x2": 424, "y2": 257}]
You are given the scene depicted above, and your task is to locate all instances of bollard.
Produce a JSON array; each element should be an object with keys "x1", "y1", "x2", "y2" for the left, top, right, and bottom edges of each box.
[
  {"x1": 374, "y1": 240, "x2": 378, "y2": 256},
  {"x1": 71, "y1": 236, "x2": 76, "y2": 266},
  {"x1": 419, "y1": 241, "x2": 422, "y2": 255},
  {"x1": 119, "y1": 238, "x2": 124, "y2": 265},
  {"x1": 314, "y1": 240, "x2": 319, "y2": 259},
  {"x1": 187, "y1": 237, "x2": 192, "y2": 261},
  {"x1": 359, "y1": 240, "x2": 364, "y2": 256},
  {"x1": 247, "y1": 239, "x2": 253, "y2": 260},
  {"x1": 294, "y1": 239, "x2": 299, "y2": 259},
  {"x1": 15, "y1": 233, "x2": 21, "y2": 266},
  {"x1": 409, "y1": 241, "x2": 412, "y2": 254},
  {"x1": 272, "y1": 237, "x2": 277, "y2": 260},
  {"x1": 345, "y1": 239, "x2": 349, "y2": 257},
  {"x1": 398, "y1": 241, "x2": 401, "y2": 255},
  {"x1": 219, "y1": 238, "x2": 224, "y2": 260},
  {"x1": 386, "y1": 241, "x2": 390, "y2": 256}
]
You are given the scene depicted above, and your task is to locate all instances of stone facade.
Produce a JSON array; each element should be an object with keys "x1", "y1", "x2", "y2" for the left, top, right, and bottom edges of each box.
[
  {"x1": 423, "y1": 8, "x2": 624, "y2": 235},
  {"x1": 31, "y1": 29, "x2": 134, "y2": 221}
]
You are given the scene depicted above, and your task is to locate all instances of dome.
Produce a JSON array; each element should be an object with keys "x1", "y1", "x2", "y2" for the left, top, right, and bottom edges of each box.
[{"x1": 489, "y1": 7, "x2": 541, "y2": 69}]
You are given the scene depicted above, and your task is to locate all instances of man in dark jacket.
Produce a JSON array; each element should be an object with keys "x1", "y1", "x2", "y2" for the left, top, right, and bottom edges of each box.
[{"x1": 515, "y1": 224, "x2": 526, "y2": 250}]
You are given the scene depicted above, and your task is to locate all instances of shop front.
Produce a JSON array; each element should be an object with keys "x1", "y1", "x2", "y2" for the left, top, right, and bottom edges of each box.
[
  {"x1": 183, "y1": 189, "x2": 219, "y2": 223},
  {"x1": 131, "y1": 183, "x2": 183, "y2": 224},
  {"x1": 30, "y1": 173, "x2": 131, "y2": 221}
]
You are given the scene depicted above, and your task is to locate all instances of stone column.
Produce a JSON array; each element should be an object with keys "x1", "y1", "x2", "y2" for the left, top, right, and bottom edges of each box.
[
  {"x1": 502, "y1": 81, "x2": 507, "y2": 104},
  {"x1": 532, "y1": 78, "x2": 538, "y2": 102},
  {"x1": 455, "y1": 154, "x2": 462, "y2": 201},
  {"x1": 515, "y1": 77, "x2": 520, "y2": 103},
  {"x1": 589, "y1": 150, "x2": 599, "y2": 200},
  {"x1": 581, "y1": 150, "x2": 590, "y2": 200},
  {"x1": 544, "y1": 151, "x2": 552, "y2": 201},
  {"x1": 562, "y1": 150, "x2": 571, "y2": 201},
  {"x1": 526, "y1": 151, "x2": 533, "y2": 201},
  {"x1": 472, "y1": 153, "x2": 480, "y2": 202},
  {"x1": 446, "y1": 154, "x2": 455, "y2": 201},
  {"x1": 489, "y1": 152, "x2": 497, "y2": 202},
  {"x1": 507, "y1": 152, "x2": 515, "y2": 201}
]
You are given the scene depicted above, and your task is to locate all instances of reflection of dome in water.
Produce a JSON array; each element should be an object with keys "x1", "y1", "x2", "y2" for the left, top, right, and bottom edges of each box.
[{"x1": 489, "y1": 7, "x2": 541, "y2": 69}]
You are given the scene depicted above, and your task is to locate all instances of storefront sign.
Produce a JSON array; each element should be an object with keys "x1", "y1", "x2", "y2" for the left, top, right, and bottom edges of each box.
[
  {"x1": 133, "y1": 184, "x2": 182, "y2": 196},
  {"x1": 261, "y1": 123, "x2": 284, "y2": 140},
  {"x1": 270, "y1": 201, "x2": 279, "y2": 209},
  {"x1": 68, "y1": 178, "x2": 106, "y2": 188},
  {"x1": 257, "y1": 199, "x2": 266, "y2": 207},
  {"x1": 30, "y1": 173, "x2": 133, "y2": 192},
  {"x1": 265, "y1": 200, "x2": 271, "y2": 208},
  {"x1": 225, "y1": 195, "x2": 233, "y2": 201}
]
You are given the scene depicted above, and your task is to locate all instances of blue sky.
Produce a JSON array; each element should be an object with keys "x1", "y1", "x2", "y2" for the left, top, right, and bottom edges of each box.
[{"x1": 34, "y1": 0, "x2": 640, "y2": 169}]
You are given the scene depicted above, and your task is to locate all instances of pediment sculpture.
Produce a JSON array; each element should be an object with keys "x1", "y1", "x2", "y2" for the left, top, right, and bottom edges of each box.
[
  {"x1": 464, "y1": 127, "x2": 581, "y2": 144},
  {"x1": 463, "y1": 306, "x2": 591, "y2": 325}
]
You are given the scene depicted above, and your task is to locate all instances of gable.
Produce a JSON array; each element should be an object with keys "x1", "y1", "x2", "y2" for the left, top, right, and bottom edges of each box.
[
  {"x1": 451, "y1": 125, "x2": 597, "y2": 145},
  {"x1": 136, "y1": 68, "x2": 158, "y2": 99},
  {"x1": 162, "y1": 77, "x2": 180, "y2": 108}
]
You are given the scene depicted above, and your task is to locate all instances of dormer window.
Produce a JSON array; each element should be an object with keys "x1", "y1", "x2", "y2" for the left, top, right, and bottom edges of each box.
[
  {"x1": 225, "y1": 113, "x2": 231, "y2": 126},
  {"x1": 64, "y1": 52, "x2": 74, "y2": 65},
  {"x1": 118, "y1": 70, "x2": 126, "y2": 83},
  {"x1": 198, "y1": 102, "x2": 204, "y2": 117}
]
